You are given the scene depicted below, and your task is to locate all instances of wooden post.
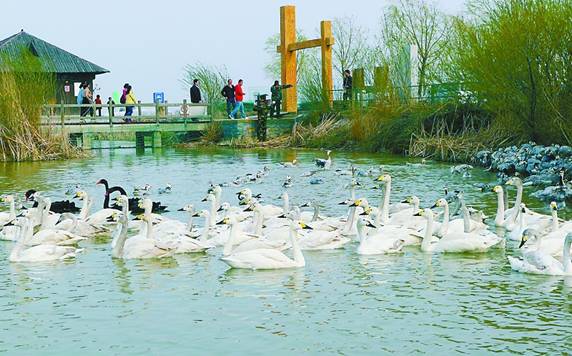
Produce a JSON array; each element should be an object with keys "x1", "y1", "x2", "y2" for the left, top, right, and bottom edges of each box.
[
  {"x1": 280, "y1": 5, "x2": 297, "y2": 113},
  {"x1": 60, "y1": 102, "x2": 65, "y2": 129},
  {"x1": 321, "y1": 20, "x2": 333, "y2": 107},
  {"x1": 108, "y1": 102, "x2": 114, "y2": 126},
  {"x1": 152, "y1": 131, "x2": 162, "y2": 148},
  {"x1": 164, "y1": 101, "x2": 168, "y2": 120},
  {"x1": 353, "y1": 68, "x2": 365, "y2": 104},
  {"x1": 137, "y1": 100, "x2": 142, "y2": 118}
]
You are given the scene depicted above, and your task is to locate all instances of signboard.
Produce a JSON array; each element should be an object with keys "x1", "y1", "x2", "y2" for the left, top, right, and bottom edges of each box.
[
  {"x1": 153, "y1": 92, "x2": 165, "y2": 103},
  {"x1": 74, "y1": 82, "x2": 82, "y2": 96},
  {"x1": 64, "y1": 84, "x2": 71, "y2": 93}
]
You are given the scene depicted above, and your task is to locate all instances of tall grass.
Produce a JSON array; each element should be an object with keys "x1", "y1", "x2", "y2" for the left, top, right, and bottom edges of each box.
[{"x1": 0, "y1": 48, "x2": 78, "y2": 161}]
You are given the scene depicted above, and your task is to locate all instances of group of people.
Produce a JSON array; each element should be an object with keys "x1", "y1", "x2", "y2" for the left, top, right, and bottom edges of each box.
[
  {"x1": 120, "y1": 83, "x2": 137, "y2": 122},
  {"x1": 76, "y1": 82, "x2": 103, "y2": 117},
  {"x1": 189, "y1": 78, "x2": 293, "y2": 119}
]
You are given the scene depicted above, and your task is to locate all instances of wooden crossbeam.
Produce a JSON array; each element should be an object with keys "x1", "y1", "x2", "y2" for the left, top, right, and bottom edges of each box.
[{"x1": 276, "y1": 37, "x2": 334, "y2": 53}]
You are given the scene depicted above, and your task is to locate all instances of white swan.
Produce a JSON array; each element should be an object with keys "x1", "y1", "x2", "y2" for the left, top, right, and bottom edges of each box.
[
  {"x1": 417, "y1": 208, "x2": 501, "y2": 253},
  {"x1": 8, "y1": 217, "x2": 81, "y2": 262},
  {"x1": 0, "y1": 195, "x2": 19, "y2": 241},
  {"x1": 220, "y1": 219, "x2": 308, "y2": 270},
  {"x1": 432, "y1": 198, "x2": 487, "y2": 237},
  {"x1": 296, "y1": 221, "x2": 350, "y2": 250},
  {"x1": 121, "y1": 211, "x2": 172, "y2": 260},
  {"x1": 315, "y1": 150, "x2": 332, "y2": 169},
  {"x1": 218, "y1": 216, "x2": 287, "y2": 255},
  {"x1": 76, "y1": 191, "x2": 118, "y2": 227},
  {"x1": 374, "y1": 174, "x2": 410, "y2": 224},
  {"x1": 55, "y1": 212, "x2": 106, "y2": 237},
  {"x1": 356, "y1": 218, "x2": 405, "y2": 255},
  {"x1": 508, "y1": 229, "x2": 572, "y2": 275}
]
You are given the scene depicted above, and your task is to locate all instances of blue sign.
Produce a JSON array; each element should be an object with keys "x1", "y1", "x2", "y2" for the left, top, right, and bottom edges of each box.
[{"x1": 153, "y1": 92, "x2": 165, "y2": 103}]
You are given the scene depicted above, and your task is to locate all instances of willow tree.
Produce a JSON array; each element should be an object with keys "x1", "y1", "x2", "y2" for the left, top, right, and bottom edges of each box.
[
  {"x1": 453, "y1": 0, "x2": 572, "y2": 144},
  {"x1": 182, "y1": 63, "x2": 228, "y2": 116},
  {"x1": 332, "y1": 16, "x2": 369, "y2": 80},
  {"x1": 380, "y1": 0, "x2": 450, "y2": 98}
]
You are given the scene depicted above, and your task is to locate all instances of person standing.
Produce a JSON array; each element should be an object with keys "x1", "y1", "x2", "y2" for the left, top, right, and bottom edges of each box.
[
  {"x1": 125, "y1": 85, "x2": 136, "y2": 122},
  {"x1": 82, "y1": 83, "x2": 93, "y2": 117},
  {"x1": 343, "y1": 69, "x2": 353, "y2": 101},
  {"x1": 270, "y1": 80, "x2": 292, "y2": 118},
  {"x1": 107, "y1": 97, "x2": 115, "y2": 117},
  {"x1": 221, "y1": 79, "x2": 235, "y2": 118},
  {"x1": 190, "y1": 79, "x2": 201, "y2": 104},
  {"x1": 95, "y1": 94, "x2": 102, "y2": 116},
  {"x1": 230, "y1": 79, "x2": 246, "y2": 119},
  {"x1": 77, "y1": 83, "x2": 85, "y2": 116}
]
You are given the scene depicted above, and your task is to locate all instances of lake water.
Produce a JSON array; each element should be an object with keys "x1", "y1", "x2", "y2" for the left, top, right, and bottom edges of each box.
[{"x1": 0, "y1": 147, "x2": 570, "y2": 355}]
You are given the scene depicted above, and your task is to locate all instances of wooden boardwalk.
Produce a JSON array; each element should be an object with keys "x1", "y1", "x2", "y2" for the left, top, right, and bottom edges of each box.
[{"x1": 41, "y1": 102, "x2": 298, "y2": 149}]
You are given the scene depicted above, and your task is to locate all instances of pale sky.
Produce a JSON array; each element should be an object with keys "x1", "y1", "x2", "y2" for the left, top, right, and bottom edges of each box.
[{"x1": 1, "y1": 0, "x2": 465, "y2": 102}]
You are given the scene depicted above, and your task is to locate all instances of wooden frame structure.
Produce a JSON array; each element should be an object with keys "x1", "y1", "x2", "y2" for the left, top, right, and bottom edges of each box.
[{"x1": 277, "y1": 5, "x2": 334, "y2": 113}]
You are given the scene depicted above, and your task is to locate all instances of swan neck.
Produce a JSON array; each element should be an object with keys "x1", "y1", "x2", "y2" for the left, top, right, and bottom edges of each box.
[
  {"x1": 462, "y1": 206, "x2": 471, "y2": 233},
  {"x1": 187, "y1": 212, "x2": 194, "y2": 232},
  {"x1": 209, "y1": 200, "x2": 216, "y2": 227},
  {"x1": 381, "y1": 181, "x2": 391, "y2": 223},
  {"x1": 496, "y1": 191, "x2": 505, "y2": 223},
  {"x1": 255, "y1": 211, "x2": 264, "y2": 235},
  {"x1": 112, "y1": 220, "x2": 129, "y2": 258},
  {"x1": 9, "y1": 199, "x2": 15, "y2": 220},
  {"x1": 80, "y1": 196, "x2": 91, "y2": 220},
  {"x1": 311, "y1": 205, "x2": 319, "y2": 222},
  {"x1": 222, "y1": 222, "x2": 237, "y2": 256},
  {"x1": 422, "y1": 214, "x2": 434, "y2": 251},
  {"x1": 145, "y1": 217, "x2": 153, "y2": 240},
  {"x1": 289, "y1": 226, "x2": 305, "y2": 266},
  {"x1": 551, "y1": 209, "x2": 559, "y2": 232},
  {"x1": 200, "y1": 214, "x2": 210, "y2": 241},
  {"x1": 283, "y1": 195, "x2": 289, "y2": 214},
  {"x1": 441, "y1": 204, "x2": 450, "y2": 235},
  {"x1": 563, "y1": 237, "x2": 572, "y2": 273}
]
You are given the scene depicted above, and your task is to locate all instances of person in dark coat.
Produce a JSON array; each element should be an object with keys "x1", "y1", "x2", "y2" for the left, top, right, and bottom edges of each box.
[
  {"x1": 221, "y1": 79, "x2": 235, "y2": 116},
  {"x1": 190, "y1": 79, "x2": 201, "y2": 103},
  {"x1": 343, "y1": 69, "x2": 353, "y2": 101},
  {"x1": 269, "y1": 80, "x2": 292, "y2": 118}
]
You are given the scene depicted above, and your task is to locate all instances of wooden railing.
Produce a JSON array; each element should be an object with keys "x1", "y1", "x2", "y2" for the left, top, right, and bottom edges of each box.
[{"x1": 41, "y1": 100, "x2": 211, "y2": 127}]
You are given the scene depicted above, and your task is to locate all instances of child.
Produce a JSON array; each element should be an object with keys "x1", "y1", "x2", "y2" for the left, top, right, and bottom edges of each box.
[{"x1": 95, "y1": 95, "x2": 102, "y2": 116}]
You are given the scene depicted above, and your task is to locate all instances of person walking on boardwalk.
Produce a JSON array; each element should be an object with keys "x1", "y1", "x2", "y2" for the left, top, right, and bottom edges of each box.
[
  {"x1": 107, "y1": 97, "x2": 115, "y2": 117},
  {"x1": 221, "y1": 79, "x2": 235, "y2": 118},
  {"x1": 81, "y1": 83, "x2": 94, "y2": 117},
  {"x1": 190, "y1": 79, "x2": 201, "y2": 104},
  {"x1": 270, "y1": 80, "x2": 292, "y2": 118},
  {"x1": 343, "y1": 69, "x2": 353, "y2": 101},
  {"x1": 95, "y1": 94, "x2": 102, "y2": 116},
  {"x1": 76, "y1": 82, "x2": 85, "y2": 116},
  {"x1": 230, "y1": 79, "x2": 246, "y2": 119},
  {"x1": 124, "y1": 85, "x2": 136, "y2": 122}
]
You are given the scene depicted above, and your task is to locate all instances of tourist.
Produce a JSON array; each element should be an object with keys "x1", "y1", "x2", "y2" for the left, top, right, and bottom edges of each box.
[
  {"x1": 221, "y1": 79, "x2": 235, "y2": 118},
  {"x1": 107, "y1": 97, "x2": 115, "y2": 117},
  {"x1": 95, "y1": 95, "x2": 102, "y2": 116},
  {"x1": 190, "y1": 79, "x2": 201, "y2": 104},
  {"x1": 270, "y1": 80, "x2": 292, "y2": 118},
  {"x1": 343, "y1": 69, "x2": 353, "y2": 101},
  {"x1": 120, "y1": 83, "x2": 129, "y2": 105},
  {"x1": 82, "y1": 83, "x2": 93, "y2": 117},
  {"x1": 76, "y1": 83, "x2": 84, "y2": 116},
  {"x1": 125, "y1": 85, "x2": 136, "y2": 122},
  {"x1": 230, "y1": 79, "x2": 246, "y2": 119}
]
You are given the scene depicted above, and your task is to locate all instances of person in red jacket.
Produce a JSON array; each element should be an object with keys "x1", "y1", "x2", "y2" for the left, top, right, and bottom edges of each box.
[{"x1": 230, "y1": 79, "x2": 246, "y2": 119}]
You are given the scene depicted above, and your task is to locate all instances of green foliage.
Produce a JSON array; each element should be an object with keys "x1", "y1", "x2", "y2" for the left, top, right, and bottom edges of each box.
[
  {"x1": 201, "y1": 121, "x2": 224, "y2": 144},
  {"x1": 181, "y1": 63, "x2": 228, "y2": 117},
  {"x1": 452, "y1": 0, "x2": 572, "y2": 144}
]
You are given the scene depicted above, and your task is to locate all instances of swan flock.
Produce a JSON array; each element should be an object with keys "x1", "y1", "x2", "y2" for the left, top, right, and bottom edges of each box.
[{"x1": 1, "y1": 152, "x2": 571, "y2": 276}]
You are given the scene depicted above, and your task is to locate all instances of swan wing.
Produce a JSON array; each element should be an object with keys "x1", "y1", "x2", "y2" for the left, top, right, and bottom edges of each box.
[{"x1": 222, "y1": 249, "x2": 295, "y2": 269}]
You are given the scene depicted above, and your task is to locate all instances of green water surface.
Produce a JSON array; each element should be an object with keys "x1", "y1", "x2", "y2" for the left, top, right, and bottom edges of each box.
[{"x1": 0, "y1": 147, "x2": 570, "y2": 355}]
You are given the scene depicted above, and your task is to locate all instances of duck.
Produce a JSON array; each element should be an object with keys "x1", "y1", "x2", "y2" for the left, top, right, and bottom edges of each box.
[
  {"x1": 55, "y1": 212, "x2": 107, "y2": 237},
  {"x1": 220, "y1": 218, "x2": 308, "y2": 270},
  {"x1": 158, "y1": 184, "x2": 172, "y2": 194},
  {"x1": 416, "y1": 208, "x2": 501, "y2": 253},
  {"x1": 315, "y1": 150, "x2": 332, "y2": 170},
  {"x1": 507, "y1": 229, "x2": 572, "y2": 275},
  {"x1": 355, "y1": 218, "x2": 405, "y2": 255},
  {"x1": 7, "y1": 217, "x2": 81, "y2": 262}
]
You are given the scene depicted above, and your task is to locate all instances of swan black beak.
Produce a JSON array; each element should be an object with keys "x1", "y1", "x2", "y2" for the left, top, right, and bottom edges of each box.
[
  {"x1": 301, "y1": 223, "x2": 313, "y2": 230},
  {"x1": 244, "y1": 206, "x2": 253, "y2": 212},
  {"x1": 201, "y1": 197, "x2": 207, "y2": 202},
  {"x1": 338, "y1": 201, "x2": 348, "y2": 205},
  {"x1": 254, "y1": 194, "x2": 262, "y2": 199},
  {"x1": 106, "y1": 216, "x2": 116, "y2": 222},
  {"x1": 401, "y1": 199, "x2": 408, "y2": 203},
  {"x1": 3, "y1": 220, "x2": 15, "y2": 227},
  {"x1": 349, "y1": 202, "x2": 358, "y2": 207},
  {"x1": 430, "y1": 204, "x2": 437, "y2": 209},
  {"x1": 177, "y1": 208, "x2": 185, "y2": 211},
  {"x1": 359, "y1": 210, "x2": 369, "y2": 216},
  {"x1": 217, "y1": 206, "x2": 224, "y2": 212},
  {"x1": 366, "y1": 221, "x2": 377, "y2": 229},
  {"x1": 518, "y1": 236, "x2": 528, "y2": 248},
  {"x1": 300, "y1": 202, "x2": 310, "y2": 208},
  {"x1": 413, "y1": 212, "x2": 422, "y2": 217},
  {"x1": 276, "y1": 214, "x2": 286, "y2": 219},
  {"x1": 192, "y1": 212, "x2": 200, "y2": 217},
  {"x1": 216, "y1": 219, "x2": 225, "y2": 225}
]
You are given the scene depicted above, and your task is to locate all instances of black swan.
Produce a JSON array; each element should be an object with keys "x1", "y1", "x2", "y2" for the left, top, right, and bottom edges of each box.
[
  {"x1": 96, "y1": 179, "x2": 168, "y2": 214},
  {"x1": 24, "y1": 189, "x2": 80, "y2": 214}
]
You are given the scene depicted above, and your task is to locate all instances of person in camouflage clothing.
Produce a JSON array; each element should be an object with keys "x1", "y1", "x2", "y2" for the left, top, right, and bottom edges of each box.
[{"x1": 270, "y1": 80, "x2": 292, "y2": 118}]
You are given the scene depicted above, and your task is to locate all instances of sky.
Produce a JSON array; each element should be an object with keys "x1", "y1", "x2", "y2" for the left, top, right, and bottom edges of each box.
[{"x1": 1, "y1": 0, "x2": 465, "y2": 102}]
